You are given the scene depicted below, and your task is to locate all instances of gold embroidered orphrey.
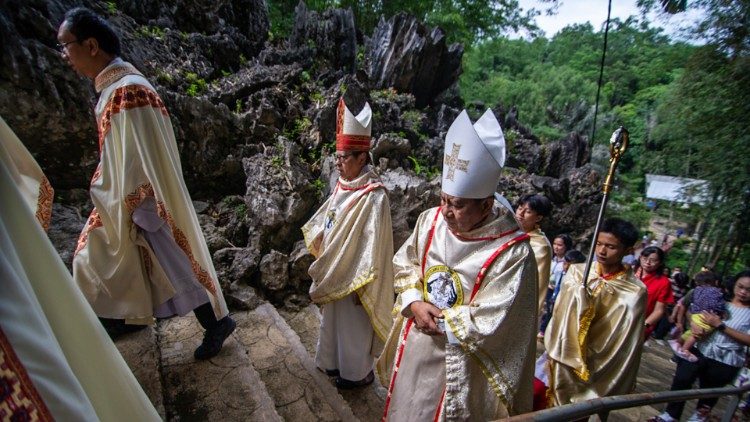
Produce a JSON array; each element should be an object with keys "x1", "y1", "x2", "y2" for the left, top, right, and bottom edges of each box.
[{"x1": 444, "y1": 144, "x2": 470, "y2": 181}]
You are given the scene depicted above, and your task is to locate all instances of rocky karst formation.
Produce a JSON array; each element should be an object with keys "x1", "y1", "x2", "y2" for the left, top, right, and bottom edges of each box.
[{"x1": 0, "y1": 0, "x2": 602, "y2": 310}]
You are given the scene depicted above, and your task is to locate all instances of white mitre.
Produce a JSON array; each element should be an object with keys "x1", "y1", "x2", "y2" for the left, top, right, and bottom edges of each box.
[
  {"x1": 441, "y1": 109, "x2": 506, "y2": 199},
  {"x1": 336, "y1": 98, "x2": 372, "y2": 151}
]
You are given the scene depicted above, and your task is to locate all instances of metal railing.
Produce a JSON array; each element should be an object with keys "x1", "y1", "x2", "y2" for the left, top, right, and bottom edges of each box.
[{"x1": 506, "y1": 384, "x2": 750, "y2": 421}]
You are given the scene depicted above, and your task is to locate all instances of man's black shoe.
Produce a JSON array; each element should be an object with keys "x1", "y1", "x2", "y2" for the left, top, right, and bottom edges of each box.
[
  {"x1": 194, "y1": 316, "x2": 236, "y2": 360},
  {"x1": 335, "y1": 370, "x2": 374, "y2": 389}
]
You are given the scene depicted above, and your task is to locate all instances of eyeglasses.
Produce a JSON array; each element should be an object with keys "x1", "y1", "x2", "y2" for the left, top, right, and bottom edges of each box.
[
  {"x1": 56, "y1": 39, "x2": 79, "y2": 52},
  {"x1": 334, "y1": 153, "x2": 355, "y2": 162},
  {"x1": 640, "y1": 256, "x2": 661, "y2": 264}
]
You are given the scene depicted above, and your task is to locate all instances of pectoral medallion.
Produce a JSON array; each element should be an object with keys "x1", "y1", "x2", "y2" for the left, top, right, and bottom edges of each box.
[{"x1": 423, "y1": 265, "x2": 464, "y2": 310}]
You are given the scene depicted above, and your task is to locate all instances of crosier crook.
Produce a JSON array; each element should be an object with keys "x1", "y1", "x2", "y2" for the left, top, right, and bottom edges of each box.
[{"x1": 582, "y1": 126, "x2": 630, "y2": 290}]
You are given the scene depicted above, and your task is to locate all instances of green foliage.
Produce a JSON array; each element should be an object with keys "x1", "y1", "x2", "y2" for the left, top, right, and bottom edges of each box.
[
  {"x1": 155, "y1": 71, "x2": 173, "y2": 85},
  {"x1": 106, "y1": 1, "x2": 117, "y2": 14},
  {"x1": 284, "y1": 117, "x2": 312, "y2": 140},
  {"x1": 239, "y1": 54, "x2": 248, "y2": 66},
  {"x1": 137, "y1": 25, "x2": 165, "y2": 39},
  {"x1": 311, "y1": 179, "x2": 326, "y2": 198},
  {"x1": 309, "y1": 91, "x2": 325, "y2": 104},
  {"x1": 184, "y1": 72, "x2": 207, "y2": 97},
  {"x1": 221, "y1": 69, "x2": 231, "y2": 77},
  {"x1": 407, "y1": 156, "x2": 440, "y2": 179},
  {"x1": 300, "y1": 70, "x2": 311, "y2": 83},
  {"x1": 234, "y1": 99, "x2": 244, "y2": 113}
]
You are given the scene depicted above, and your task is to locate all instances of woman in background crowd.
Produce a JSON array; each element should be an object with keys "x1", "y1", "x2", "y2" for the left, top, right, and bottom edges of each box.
[{"x1": 636, "y1": 246, "x2": 675, "y2": 339}]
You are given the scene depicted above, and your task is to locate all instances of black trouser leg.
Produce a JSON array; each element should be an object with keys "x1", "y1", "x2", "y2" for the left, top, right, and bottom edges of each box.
[
  {"x1": 665, "y1": 355, "x2": 702, "y2": 419},
  {"x1": 696, "y1": 357, "x2": 741, "y2": 409},
  {"x1": 194, "y1": 302, "x2": 218, "y2": 330}
]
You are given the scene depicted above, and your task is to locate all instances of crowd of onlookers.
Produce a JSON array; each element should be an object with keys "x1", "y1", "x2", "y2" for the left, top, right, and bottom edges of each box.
[{"x1": 531, "y1": 218, "x2": 750, "y2": 421}]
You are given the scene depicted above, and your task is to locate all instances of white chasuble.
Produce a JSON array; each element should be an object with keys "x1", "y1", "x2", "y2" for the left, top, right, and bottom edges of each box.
[
  {"x1": 543, "y1": 264, "x2": 646, "y2": 406},
  {"x1": 0, "y1": 147, "x2": 160, "y2": 421},
  {"x1": 73, "y1": 59, "x2": 228, "y2": 323},
  {"x1": 378, "y1": 205, "x2": 538, "y2": 421},
  {"x1": 0, "y1": 116, "x2": 53, "y2": 231},
  {"x1": 303, "y1": 167, "x2": 395, "y2": 356}
]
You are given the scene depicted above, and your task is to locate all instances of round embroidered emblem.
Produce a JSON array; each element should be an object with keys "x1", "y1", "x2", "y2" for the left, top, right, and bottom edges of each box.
[
  {"x1": 423, "y1": 265, "x2": 464, "y2": 309},
  {"x1": 324, "y1": 209, "x2": 337, "y2": 231}
]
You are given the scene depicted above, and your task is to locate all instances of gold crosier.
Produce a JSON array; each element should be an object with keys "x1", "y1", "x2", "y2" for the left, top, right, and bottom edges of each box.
[{"x1": 581, "y1": 127, "x2": 630, "y2": 290}]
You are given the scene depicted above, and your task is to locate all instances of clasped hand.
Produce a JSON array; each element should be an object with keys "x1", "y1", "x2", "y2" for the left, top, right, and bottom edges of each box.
[{"x1": 410, "y1": 301, "x2": 444, "y2": 336}]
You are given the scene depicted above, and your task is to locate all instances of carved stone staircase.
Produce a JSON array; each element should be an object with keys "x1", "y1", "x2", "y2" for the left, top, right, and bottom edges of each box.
[{"x1": 115, "y1": 301, "x2": 385, "y2": 421}]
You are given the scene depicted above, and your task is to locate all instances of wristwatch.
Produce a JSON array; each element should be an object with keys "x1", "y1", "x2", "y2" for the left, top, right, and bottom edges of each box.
[{"x1": 717, "y1": 323, "x2": 727, "y2": 331}]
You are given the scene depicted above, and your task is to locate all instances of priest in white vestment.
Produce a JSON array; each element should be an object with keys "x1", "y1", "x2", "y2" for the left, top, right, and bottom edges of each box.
[
  {"x1": 0, "y1": 118, "x2": 160, "y2": 421},
  {"x1": 377, "y1": 110, "x2": 538, "y2": 420},
  {"x1": 303, "y1": 98, "x2": 395, "y2": 388},
  {"x1": 58, "y1": 8, "x2": 233, "y2": 360}
]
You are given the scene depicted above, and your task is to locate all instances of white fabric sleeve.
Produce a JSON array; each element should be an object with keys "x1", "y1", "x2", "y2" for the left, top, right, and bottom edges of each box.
[{"x1": 399, "y1": 288, "x2": 423, "y2": 317}]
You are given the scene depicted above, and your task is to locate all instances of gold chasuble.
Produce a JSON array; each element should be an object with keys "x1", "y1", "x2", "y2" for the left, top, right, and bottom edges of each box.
[
  {"x1": 528, "y1": 228, "x2": 551, "y2": 319},
  {"x1": 302, "y1": 168, "x2": 395, "y2": 350},
  {"x1": 0, "y1": 116, "x2": 53, "y2": 231},
  {"x1": 544, "y1": 264, "x2": 646, "y2": 405},
  {"x1": 73, "y1": 59, "x2": 228, "y2": 323},
  {"x1": 378, "y1": 205, "x2": 538, "y2": 421}
]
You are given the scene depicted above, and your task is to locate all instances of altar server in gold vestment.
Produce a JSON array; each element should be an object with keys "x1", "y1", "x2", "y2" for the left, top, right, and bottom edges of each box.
[
  {"x1": 0, "y1": 119, "x2": 160, "y2": 421},
  {"x1": 538, "y1": 217, "x2": 647, "y2": 406},
  {"x1": 303, "y1": 98, "x2": 394, "y2": 388},
  {"x1": 515, "y1": 193, "x2": 553, "y2": 323},
  {"x1": 58, "y1": 8, "x2": 233, "y2": 360},
  {"x1": 377, "y1": 109, "x2": 538, "y2": 421}
]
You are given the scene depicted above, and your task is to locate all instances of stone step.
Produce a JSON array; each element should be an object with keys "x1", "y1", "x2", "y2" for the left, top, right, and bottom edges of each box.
[
  {"x1": 156, "y1": 314, "x2": 282, "y2": 421},
  {"x1": 114, "y1": 326, "x2": 166, "y2": 419},
  {"x1": 240, "y1": 303, "x2": 358, "y2": 421},
  {"x1": 279, "y1": 303, "x2": 388, "y2": 421}
]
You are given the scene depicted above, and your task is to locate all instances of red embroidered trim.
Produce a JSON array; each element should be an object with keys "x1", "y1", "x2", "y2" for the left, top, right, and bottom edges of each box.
[
  {"x1": 335, "y1": 134, "x2": 370, "y2": 151},
  {"x1": 470, "y1": 233, "x2": 530, "y2": 301},
  {"x1": 124, "y1": 183, "x2": 218, "y2": 297},
  {"x1": 74, "y1": 208, "x2": 102, "y2": 257},
  {"x1": 35, "y1": 176, "x2": 54, "y2": 232},
  {"x1": 433, "y1": 389, "x2": 446, "y2": 422},
  {"x1": 0, "y1": 327, "x2": 54, "y2": 421},
  {"x1": 97, "y1": 85, "x2": 168, "y2": 157},
  {"x1": 382, "y1": 318, "x2": 415, "y2": 421},
  {"x1": 421, "y1": 207, "x2": 443, "y2": 275}
]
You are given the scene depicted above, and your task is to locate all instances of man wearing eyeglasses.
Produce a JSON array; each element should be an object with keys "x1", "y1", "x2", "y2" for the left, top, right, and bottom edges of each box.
[
  {"x1": 302, "y1": 98, "x2": 394, "y2": 389},
  {"x1": 57, "y1": 7, "x2": 235, "y2": 360}
]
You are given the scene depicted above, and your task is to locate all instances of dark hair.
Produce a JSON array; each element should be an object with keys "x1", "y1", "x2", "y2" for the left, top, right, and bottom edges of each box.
[
  {"x1": 694, "y1": 270, "x2": 720, "y2": 286},
  {"x1": 63, "y1": 7, "x2": 121, "y2": 56},
  {"x1": 639, "y1": 246, "x2": 666, "y2": 274},
  {"x1": 564, "y1": 249, "x2": 586, "y2": 264},
  {"x1": 599, "y1": 218, "x2": 639, "y2": 249},
  {"x1": 672, "y1": 272, "x2": 690, "y2": 289},
  {"x1": 517, "y1": 194, "x2": 552, "y2": 217},
  {"x1": 723, "y1": 270, "x2": 750, "y2": 301},
  {"x1": 554, "y1": 234, "x2": 574, "y2": 251}
]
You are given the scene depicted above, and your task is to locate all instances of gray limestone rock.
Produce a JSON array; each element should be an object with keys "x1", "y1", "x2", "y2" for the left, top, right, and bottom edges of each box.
[
  {"x1": 367, "y1": 13, "x2": 463, "y2": 107},
  {"x1": 260, "y1": 249, "x2": 290, "y2": 292}
]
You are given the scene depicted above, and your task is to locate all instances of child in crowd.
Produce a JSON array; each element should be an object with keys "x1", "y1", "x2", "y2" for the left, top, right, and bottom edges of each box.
[
  {"x1": 537, "y1": 249, "x2": 586, "y2": 336},
  {"x1": 669, "y1": 271, "x2": 726, "y2": 362}
]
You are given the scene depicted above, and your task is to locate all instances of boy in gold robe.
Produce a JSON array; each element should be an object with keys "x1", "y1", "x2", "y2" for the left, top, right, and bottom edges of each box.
[{"x1": 538, "y1": 217, "x2": 647, "y2": 406}]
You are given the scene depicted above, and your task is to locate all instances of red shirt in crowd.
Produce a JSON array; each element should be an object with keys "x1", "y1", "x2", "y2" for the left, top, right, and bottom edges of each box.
[{"x1": 637, "y1": 269, "x2": 675, "y2": 337}]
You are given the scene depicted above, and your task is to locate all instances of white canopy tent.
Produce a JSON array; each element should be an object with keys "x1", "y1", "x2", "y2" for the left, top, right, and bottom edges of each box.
[{"x1": 645, "y1": 174, "x2": 710, "y2": 205}]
